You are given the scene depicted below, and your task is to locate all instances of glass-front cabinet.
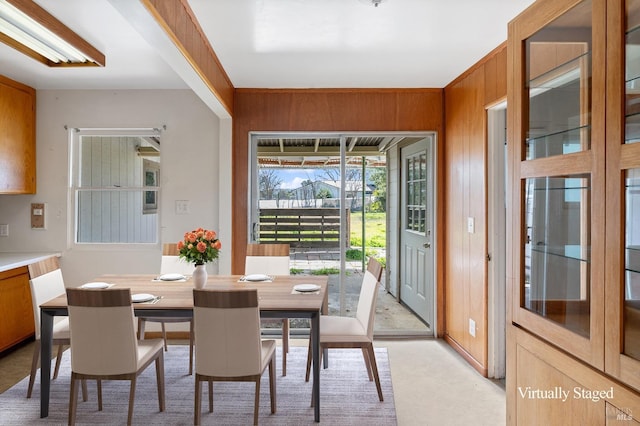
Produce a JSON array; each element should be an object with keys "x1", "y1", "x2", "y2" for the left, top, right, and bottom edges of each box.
[
  {"x1": 604, "y1": 0, "x2": 640, "y2": 392},
  {"x1": 509, "y1": 0, "x2": 605, "y2": 368},
  {"x1": 511, "y1": 0, "x2": 640, "y2": 390}
]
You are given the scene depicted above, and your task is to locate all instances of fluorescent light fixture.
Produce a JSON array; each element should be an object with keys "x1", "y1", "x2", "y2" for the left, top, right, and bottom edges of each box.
[{"x1": 0, "y1": 0, "x2": 104, "y2": 67}]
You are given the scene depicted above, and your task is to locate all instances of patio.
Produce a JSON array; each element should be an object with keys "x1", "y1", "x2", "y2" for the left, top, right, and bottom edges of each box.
[{"x1": 289, "y1": 248, "x2": 431, "y2": 336}]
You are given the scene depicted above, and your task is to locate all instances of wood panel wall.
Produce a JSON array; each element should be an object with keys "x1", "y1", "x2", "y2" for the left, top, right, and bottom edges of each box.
[
  {"x1": 443, "y1": 43, "x2": 508, "y2": 375},
  {"x1": 232, "y1": 89, "x2": 444, "y2": 326}
]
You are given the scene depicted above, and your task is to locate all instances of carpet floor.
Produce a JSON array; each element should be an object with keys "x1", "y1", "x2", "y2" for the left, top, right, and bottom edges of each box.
[{"x1": 0, "y1": 345, "x2": 396, "y2": 425}]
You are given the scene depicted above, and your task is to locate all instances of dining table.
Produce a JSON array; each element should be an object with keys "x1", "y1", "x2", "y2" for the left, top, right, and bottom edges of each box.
[{"x1": 38, "y1": 274, "x2": 329, "y2": 422}]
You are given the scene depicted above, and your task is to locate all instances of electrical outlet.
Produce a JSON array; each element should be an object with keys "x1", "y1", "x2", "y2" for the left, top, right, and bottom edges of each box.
[
  {"x1": 467, "y1": 217, "x2": 475, "y2": 234},
  {"x1": 469, "y1": 318, "x2": 476, "y2": 337}
]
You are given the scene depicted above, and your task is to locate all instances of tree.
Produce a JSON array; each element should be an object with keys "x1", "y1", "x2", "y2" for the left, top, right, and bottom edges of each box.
[
  {"x1": 370, "y1": 167, "x2": 387, "y2": 212},
  {"x1": 259, "y1": 169, "x2": 282, "y2": 199}
]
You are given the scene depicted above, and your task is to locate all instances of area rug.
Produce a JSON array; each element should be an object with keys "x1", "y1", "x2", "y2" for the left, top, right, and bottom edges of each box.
[{"x1": 0, "y1": 345, "x2": 396, "y2": 425}]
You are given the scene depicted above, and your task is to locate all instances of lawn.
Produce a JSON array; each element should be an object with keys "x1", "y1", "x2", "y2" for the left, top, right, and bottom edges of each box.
[{"x1": 349, "y1": 212, "x2": 386, "y2": 248}]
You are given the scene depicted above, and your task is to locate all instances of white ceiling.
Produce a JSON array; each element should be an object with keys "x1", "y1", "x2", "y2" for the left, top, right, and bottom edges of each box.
[{"x1": 0, "y1": 0, "x2": 535, "y2": 93}]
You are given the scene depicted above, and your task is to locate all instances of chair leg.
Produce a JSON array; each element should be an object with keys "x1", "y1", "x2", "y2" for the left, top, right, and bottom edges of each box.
[
  {"x1": 27, "y1": 340, "x2": 40, "y2": 398},
  {"x1": 68, "y1": 374, "x2": 79, "y2": 426},
  {"x1": 97, "y1": 379, "x2": 102, "y2": 410},
  {"x1": 194, "y1": 377, "x2": 200, "y2": 425},
  {"x1": 253, "y1": 377, "x2": 261, "y2": 426},
  {"x1": 361, "y1": 347, "x2": 374, "y2": 381},
  {"x1": 53, "y1": 344, "x2": 64, "y2": 379},
  {"x1": 208, "y1": 381, "x2": 213, "y2": 413},
  {"x1": 156, "y1": 353, "x2": 166, "y2": 412},
  {"x1": 269, "y1": 354, "x2": 277, "y2": 414},
  {"x1": 189, "y1": 319, "x2": 194, "y2": 375},
  {"x1": 365, "y1": 344, "x2": 383, "y2": 402},
  {"x1": 161, "y1": 322, "x2": 168, "y2": 351},
  {"x1": 127, "y1": 377, "x2": 137, "y2": 425},
  {"x1": 81, "y1": 379, "x2": 88, "y2": 403},
  {"x1": 138, "y1": 318, "x2": 145, "y2": 340},
  {"x1": 282, "y1": 319, "x2": 289, "y2": 376}
]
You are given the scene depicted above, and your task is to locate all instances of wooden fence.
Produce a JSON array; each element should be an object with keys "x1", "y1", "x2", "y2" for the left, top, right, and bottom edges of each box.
[{"x1": 258, "y1": 208, "x2": 350, "y2": 248}]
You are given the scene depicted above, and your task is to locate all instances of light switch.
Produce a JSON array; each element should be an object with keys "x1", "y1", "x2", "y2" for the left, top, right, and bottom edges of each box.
[
  {"x1": 0, "y1": 224, "x2": 8, "y2": 237},
  {"x1": 175, "y1": 200, "x2": 190, "y2": 215},
  {"x1": 467, "y1": 217, "x2": 475, "y2": 234}
]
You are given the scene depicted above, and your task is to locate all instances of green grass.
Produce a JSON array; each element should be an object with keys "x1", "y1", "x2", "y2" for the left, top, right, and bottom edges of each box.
[
  {"x1": 311, "y1": 267, "x2": 340, "y2": 275},
  {"x1": 350, "y1": 212, "x2": 386, "y2": 248}
]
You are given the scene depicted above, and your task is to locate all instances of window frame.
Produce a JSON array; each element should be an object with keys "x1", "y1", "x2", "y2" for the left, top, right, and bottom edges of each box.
[{"x1": 68, "y1": 127, "x2": 162, "y2": 249}]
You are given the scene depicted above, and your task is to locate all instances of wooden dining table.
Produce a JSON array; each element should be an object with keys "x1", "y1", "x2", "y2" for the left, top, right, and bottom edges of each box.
[{"x1": 38, "y1": 274, "x2": 329, "y2": 422}]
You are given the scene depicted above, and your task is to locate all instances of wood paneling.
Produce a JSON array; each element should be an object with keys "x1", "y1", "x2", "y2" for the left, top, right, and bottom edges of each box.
[
  {"x1": 142, "y1": 0, "x2": 234, "y2": 115},
  {"x1": 0, "y1": 74, "x2": 35, "y2": 194},
  {"x1": 232, "y1": 89, "x2": 444, "y2": 311},
  {"x1": 443, "y1": 45, "x2": 508, "y2": 374}
]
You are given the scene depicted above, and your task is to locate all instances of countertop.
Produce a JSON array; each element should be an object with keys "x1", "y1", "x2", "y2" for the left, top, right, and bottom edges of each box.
[{"x1": 0, "y1": 252, "x2": 61, "y2": 273}]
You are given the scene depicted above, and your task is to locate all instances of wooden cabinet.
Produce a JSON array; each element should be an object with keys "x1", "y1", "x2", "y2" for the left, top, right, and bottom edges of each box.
[
  {"x1": 0, "y1": 266, "x2": 34, "y2": 352},
  {"x1": 508, "y1": 0, "x2": 640, "y2": 422},
  {"x1": 0, "y1": 74, "x2": 36, "y2": 194}
]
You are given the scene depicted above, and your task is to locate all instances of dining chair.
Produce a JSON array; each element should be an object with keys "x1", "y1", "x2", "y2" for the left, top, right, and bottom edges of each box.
[
  {"x1": 138, "y1": 242, "x2": 195, "y2": 374},
  {"x1": 66, "y1": 287, "x2": 165, "y2": 426},
  {"x1": 305, "y1": 257, "x2": 384, "y2": 402},
  {"x1": 26, "y1": 257, "x2": 87, "y2": 401},
  {"x1": 244, "y1": 243, "x2": 290, "y2": 376},
  {"x1": 193, "y1": 288, "x2": 276, "y2": 426}
]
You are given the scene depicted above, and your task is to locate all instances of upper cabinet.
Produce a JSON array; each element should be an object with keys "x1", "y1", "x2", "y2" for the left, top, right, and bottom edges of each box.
[
  {"x1": 0, "y1": 75, "x2": 35, "y2": 194},
  {"x1": 510, "y1": 0, "x2": 640, "y2": 393},
  {"x1": 508, "y1": 0, "x2": 606, "y2": 369}
]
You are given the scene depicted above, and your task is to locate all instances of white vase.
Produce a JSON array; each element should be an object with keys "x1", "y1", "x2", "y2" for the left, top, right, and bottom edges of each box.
[{"x1": 193, "y1": 264, "x2": 208, "y2": 289}]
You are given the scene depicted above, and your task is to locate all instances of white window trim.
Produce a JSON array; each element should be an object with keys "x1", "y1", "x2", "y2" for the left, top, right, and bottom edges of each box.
[{"x1": 67, "y1": 127, "x2": 162, "y2": 250}]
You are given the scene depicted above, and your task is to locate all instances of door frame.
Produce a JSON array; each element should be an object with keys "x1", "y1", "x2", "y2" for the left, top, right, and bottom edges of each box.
[
  {"x1": 396, "y1": 135, "x2": 437, "y2": 332},
  {"x1": 487, "y1": 102, "x2": 507, "y2": 379}
]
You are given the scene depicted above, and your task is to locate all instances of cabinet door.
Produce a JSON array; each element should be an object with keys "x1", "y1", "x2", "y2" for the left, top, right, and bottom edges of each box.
[
  {"x1": 0, "y1": 267, "x2": 35, "y2": 352},
  {"x1": 508, "y1": 0, "x2": 606, "y2": 369},
  {"x1": 0, "y1": 75, "x2": 35, "y2": 194},
  {"x1": 604, "y1": 0, "x2": 640, "y2": 392}
]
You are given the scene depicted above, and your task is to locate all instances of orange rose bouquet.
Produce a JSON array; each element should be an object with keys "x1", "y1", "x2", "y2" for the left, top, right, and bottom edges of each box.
[{"x1": 177, "y1": 228, "x2": 221, "y2": 265}]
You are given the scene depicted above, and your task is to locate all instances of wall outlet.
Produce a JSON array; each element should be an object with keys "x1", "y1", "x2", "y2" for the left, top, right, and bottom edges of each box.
[
  {"x1": 469, "y1": 318, "x2": 476, "y2": 337},
  {"x1": 467, "y1": 217, "x2": 475, "y2": 234},
  {"x1": 0, "y1": 224, "x2": 8, "y2": 236}
]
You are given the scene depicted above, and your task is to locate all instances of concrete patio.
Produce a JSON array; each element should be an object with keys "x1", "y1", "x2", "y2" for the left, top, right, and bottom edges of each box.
[{"x1": 288, "y1": 248, "x2": 432, "y2": 336}]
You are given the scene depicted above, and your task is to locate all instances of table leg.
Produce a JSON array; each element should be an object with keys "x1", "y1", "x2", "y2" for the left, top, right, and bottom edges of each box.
[
  {"x1": 40, "y1": 310, "x2": 53, "y2": 418},
  {"x1": 311, "y1": 311, "x2": 320, "y2": 422}
]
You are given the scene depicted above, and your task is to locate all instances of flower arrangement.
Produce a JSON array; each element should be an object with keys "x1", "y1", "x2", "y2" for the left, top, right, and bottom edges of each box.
[{"x1": 177, "y1": 228, "x2": 221, "y2": 265}]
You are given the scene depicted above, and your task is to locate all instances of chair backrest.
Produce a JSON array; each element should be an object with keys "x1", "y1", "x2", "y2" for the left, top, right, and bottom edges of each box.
[
  {"x1": 244, "y1": 243, "x2": 290, "y2": 275},
  {"x1": 355, "y1": 257, "x2": 384, "y2": 339},
  {"x1": 66, "y1": 288, "x2": 138, "y2": 375},
  {"x1": 28, "y1": 257, "x2": 66, "y2": 339},
  {"x1": 161, "y1": 243, "x2": 195, "y2": 275},
  {"x1": 193, "y1": 289, "x2": 263, "y2": 377}
]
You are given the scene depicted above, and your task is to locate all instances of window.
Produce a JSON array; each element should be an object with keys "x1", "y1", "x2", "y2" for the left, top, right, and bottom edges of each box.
[{"x1": 70, "y1": 129, "x2": 161, "y2": 244}]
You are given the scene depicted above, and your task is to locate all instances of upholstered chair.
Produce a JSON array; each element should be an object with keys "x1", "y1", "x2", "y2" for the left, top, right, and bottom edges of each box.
[
  {"x1": 193, "y1": 288, "x2": 276, "y2": 425},
  {"x1": 138, "y1": 242, "x2": 195, "y2": 374},
  {"x1": 244, "y1": 243, "x2": 290, "y2": 375},
  {"x1": 305, "y1": 257, "x2": 384, "y2": 402},
  {"x1": 66, "y1": 288, "x2": 165, "y2": 425},
  {"x1": 27, "y1": 257, "x2": 86, "y2": 400}
]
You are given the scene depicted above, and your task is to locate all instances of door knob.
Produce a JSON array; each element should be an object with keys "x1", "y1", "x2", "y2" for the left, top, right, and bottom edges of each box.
[{"x1": 423, "y1": 242, "x2": 431, "y2": 248}]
